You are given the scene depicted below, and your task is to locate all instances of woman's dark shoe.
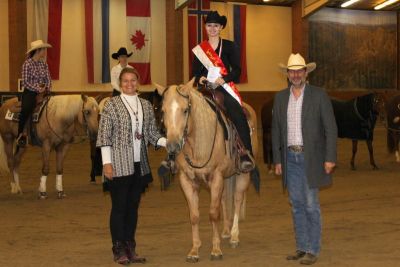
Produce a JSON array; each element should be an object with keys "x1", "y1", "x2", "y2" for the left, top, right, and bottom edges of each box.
[
  {"x1": 286, "y1": 250, "x2": 306, "y2": 260},
  {"x1": 125, "y1": 241, "x2": 146, "y2": 263},
  {"x1": 112, "y1": 241, "x2": 129, "y2": 265},
  {"x1": 16, "y1": 134, "x2": 27, "y2": 147}
]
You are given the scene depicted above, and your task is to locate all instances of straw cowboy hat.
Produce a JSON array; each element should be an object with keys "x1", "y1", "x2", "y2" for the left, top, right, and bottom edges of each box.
[
  {"x1": 279, "y1": 53, "x2": 316, "y2": 73},
  {"x1": 26, "y1": 40, "x2": 52, "y2": 54},
  {"x1": 112, "y1": 47, "x2": 133, "y2": 60}
]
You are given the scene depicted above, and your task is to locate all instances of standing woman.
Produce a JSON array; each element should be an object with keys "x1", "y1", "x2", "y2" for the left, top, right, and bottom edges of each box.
[
  {"x1": 110, "y1": 47, "x2": 134, "y2": 96},
  {"x1": 17, "y1": 40, "x2": 52, "y2": 147},
  {"x1": 97, "y1": 68, "x2": 166, "y2": 265},
  {"x1": 192, "y1": 11, "x2": 254, "y2": 172}
]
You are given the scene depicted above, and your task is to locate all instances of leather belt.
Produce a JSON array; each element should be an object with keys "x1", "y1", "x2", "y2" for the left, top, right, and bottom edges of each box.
[{"x1": 288, "y1": 145, "x2": 304, "y2": 152}]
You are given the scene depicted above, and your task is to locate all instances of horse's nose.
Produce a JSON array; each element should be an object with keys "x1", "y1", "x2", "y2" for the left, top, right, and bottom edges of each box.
[{"x1": 167, "y1": 142, "x2": 181, "y2": 154}]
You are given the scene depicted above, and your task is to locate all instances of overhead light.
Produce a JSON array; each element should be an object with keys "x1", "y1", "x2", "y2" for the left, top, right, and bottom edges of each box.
[
  {"x1": 374, "y1": 0, "x2": 400, "y2": 10},
  {"x1": 341, "y1": 0, "x2": 361, "y2": 8},
  {"x1": 263, "y1": 0, "x2": 270, "y2": 2}
]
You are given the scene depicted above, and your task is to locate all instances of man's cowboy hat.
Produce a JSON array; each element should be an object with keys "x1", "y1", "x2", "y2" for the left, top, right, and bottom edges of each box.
[
  {"x1": 26, "y1": 40, "x2": 52, "y2": 54},
  {"x1": 279, "y1": 53, "x2": 316, "y2": 73},
  {"x1": 204, "y1": 11, "x2": 227, "y2": 29},
  {"x1": 112, "y1": 47, "x2": 133, "y2": 60}
]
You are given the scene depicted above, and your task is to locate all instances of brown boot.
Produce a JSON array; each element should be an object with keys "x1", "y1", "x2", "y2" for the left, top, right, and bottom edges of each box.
[
  {"x1": 125, "y1": 241, "x2": 146, "y2": 264},
  {"x1": 112, "y1": 241, "x2": 129, "y2": 265},
  {"x1": 300, "y1": 253, "x2": 318, "y2": 265},
  {"x1": 286, "y1": 250, "x2": 306, "y2": 260}
]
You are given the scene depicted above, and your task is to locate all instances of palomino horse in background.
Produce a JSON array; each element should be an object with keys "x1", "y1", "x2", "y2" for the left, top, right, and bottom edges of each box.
[
  {"x1": 331, "y1": 93, "x2": 383, "y2": 170},
  {"x1": 0, "y1": 95, "x2": 99, "y2": 198},
  {"x1": 385, "y1": 94, "x2": 400, "y2": 162},
  {"x1": 89, "y1": 89, "x2": 163, "y2": 182},
  {"x1": 157, "y1": 80, "x2": 259, "y2": 262}
]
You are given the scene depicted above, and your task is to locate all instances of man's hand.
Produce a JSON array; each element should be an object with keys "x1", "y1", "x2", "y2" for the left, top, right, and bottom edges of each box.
[
  {"x1": 324, "y1": 162, "x2": 336, "y2": 174},
  {"x1": 103, "y1": 163, "x2": 113, "y2": 180},
  {"x1": 275, "y1": 163, "x2": 282, "y2": 175}
]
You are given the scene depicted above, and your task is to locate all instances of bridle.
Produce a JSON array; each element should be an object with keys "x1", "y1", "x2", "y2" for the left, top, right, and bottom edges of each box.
[{"x1": 167, "y1": 85, "x2": 219, "y2": 169}]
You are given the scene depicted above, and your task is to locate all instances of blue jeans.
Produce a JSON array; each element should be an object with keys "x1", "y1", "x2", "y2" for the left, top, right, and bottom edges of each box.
[{"x1": 286, "y1": 150, "x2": 321, "y2": 255}]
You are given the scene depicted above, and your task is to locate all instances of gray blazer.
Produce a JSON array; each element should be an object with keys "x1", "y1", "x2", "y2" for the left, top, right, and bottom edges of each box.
[
  {"x1": 271, "y1": 84, "x2": 337, "y2": 189},
  {"x1": 96, "y1": 96, "x2": 162, "y2": 178}
]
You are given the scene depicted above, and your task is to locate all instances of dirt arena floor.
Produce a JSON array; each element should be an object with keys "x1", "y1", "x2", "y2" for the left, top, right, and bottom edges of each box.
[{"x1": 0, "y1": 126, "x2": 399, "y2": 267}]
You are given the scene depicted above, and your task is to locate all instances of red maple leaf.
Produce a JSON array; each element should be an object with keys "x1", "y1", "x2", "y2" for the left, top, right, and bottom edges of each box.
[{"x1": 130, "y1": 30, "x2": 147, "y2": 50}]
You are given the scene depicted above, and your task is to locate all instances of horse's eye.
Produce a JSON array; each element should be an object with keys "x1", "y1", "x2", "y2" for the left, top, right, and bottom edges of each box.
[
  {"x1": 184, "y1": 108, "x2": 189, "y2": 114},
  {"x1": 84, "y1": 110, "x2": 90, "y2": 115}
]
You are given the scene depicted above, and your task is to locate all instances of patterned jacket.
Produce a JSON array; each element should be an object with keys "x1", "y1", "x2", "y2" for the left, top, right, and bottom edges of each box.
[{"x1": 96, "y1": 96, "x2": 163, "y2": 178}]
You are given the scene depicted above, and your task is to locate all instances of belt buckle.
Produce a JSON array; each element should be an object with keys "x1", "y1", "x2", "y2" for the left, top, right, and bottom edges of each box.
[{"x1": 289, "y1": 145, "x2": 303, "y2": 152}]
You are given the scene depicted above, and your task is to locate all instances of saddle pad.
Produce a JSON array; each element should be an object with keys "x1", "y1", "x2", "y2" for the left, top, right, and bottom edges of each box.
[{"x1": 4, "y1": 98, "x2": 49, "y2": 122}]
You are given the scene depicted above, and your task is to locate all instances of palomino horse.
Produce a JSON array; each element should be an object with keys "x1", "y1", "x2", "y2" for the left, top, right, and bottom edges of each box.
[
  {"x1": 0, "y1": 95, "x2": 99, "y2": 198},
  {"x1": 156, "y1": 80, "x2": 258, "y2": 262}
]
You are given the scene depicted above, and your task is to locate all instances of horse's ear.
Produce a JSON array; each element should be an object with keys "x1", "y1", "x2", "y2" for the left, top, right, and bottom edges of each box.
[
  {"x1": 186, "y1": 78, "x2": 195, "y2": 89},
  {"x1": 154, "y1": 83, "x2": 166, "y2": 96},
  {"x1": 81, "y1": 94, "x2": 88, "y2": 103}
]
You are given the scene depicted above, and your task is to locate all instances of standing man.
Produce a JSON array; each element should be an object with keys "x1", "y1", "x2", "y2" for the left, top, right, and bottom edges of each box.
[{"x1": 272, "y1": 53, "x2": 337, "y2": 265}]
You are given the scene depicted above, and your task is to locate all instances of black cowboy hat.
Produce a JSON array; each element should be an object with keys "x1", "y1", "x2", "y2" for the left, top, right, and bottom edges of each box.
[
  {"x1": 204, "y1": 11, "x2": 227, "y2": 29},
  {"x1": 111, "y1": 47, "x2": 133, "y2": 60}
]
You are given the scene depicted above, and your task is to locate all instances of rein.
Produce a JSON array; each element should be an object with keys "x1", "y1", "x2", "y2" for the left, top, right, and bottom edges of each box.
[{"x1": 174, "y1": 85, "x2": 219, "y2": 169}]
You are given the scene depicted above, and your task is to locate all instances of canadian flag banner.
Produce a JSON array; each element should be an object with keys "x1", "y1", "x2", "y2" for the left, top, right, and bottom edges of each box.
[{"x1": 126, "y1": 0, "x2": 151, "y2": 84}]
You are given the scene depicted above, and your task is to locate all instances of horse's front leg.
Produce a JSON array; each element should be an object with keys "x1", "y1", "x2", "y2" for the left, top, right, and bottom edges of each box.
[
  {"x1": 230, "y1": 173, "x2": 250, "y2": 248},
  {"x1": 366, "y1": 139, "x2": 378, "y2": 170},
  {"x1": 38, "y1": 141, "x2": 51, "y2": 199},
  {"x1": 179, "y1": 171, "x2": 201, "y2": 263},
  {"x1": 209, "y1": 172, "x2": 224, "y2": 261},
  {"x1": 55, "y1": 143, "x2": 69, "y2": 199},
  {"x1": 395, "y1": 135, "x2": 400, "y2": 163},
  {"x1": 221, "y1": 186, "x2": 231, "y2": 239},
  {"x1": 351, "y1": 140, "x2": 358, "y2": 170}
]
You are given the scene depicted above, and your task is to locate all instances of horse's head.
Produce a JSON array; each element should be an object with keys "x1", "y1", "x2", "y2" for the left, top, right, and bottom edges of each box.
[
  {"x1": 80, "y1": 94, "x2": 100, "y2": 141},
  {"x1": 156, "y1": 79, "x2": 195, "y2": 154}
]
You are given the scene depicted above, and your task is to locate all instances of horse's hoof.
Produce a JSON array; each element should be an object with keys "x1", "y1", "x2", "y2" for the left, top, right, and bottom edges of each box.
[
  {"x1": 230, "y1": 241, "x2": 239, "y2": 248},
  {"x1": 372, "y1": 166, "x2": 379, "y2": 170},
  {"x1": 186, "y1": 256, "x2": 199, "y2": 263},
  {"x1": 38, "y1": 192, "x2": 48, "y2": 200},
  {"x1": 210, "y1": 254, "x2": 223, "y2": 261},
  {"x1": 57, "y1": 191, "x2": 66, "y2": 199}
]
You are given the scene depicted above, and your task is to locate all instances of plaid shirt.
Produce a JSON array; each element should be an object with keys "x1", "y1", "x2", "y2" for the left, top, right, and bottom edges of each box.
[
  {"x1": 287, "y1": 86, "x2": 304, "y2": 146},
  {"x1": 22, "y1": 58, "x2": 52, "y2": 93}
]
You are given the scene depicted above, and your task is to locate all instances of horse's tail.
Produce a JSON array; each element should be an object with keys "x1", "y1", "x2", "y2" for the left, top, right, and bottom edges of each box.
[
  {"x1": 387, "y1": 129, "x2": 396, "y2": 153},
  {"x1": 0, "y1": 135, "x2": 10, "y2": 175}
]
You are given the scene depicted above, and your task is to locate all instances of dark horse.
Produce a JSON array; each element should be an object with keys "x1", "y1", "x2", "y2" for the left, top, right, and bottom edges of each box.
[
  {"x1": 89, "y1": 89, "x2": 163, "y2": 182},
  {"x1": 261, "y1": 98, "x2": 274, "y2": 173},
  {"x1": 331, "y1": 93, "x2": 382, "y2": 170},
  {"x1": 385, "y1": 94, "x2": 400, "y2": 163}
]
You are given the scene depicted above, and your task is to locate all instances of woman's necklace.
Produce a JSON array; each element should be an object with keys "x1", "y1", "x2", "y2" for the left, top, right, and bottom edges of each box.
[{"x1": 122, "y1": 95, "x2": 143, "y2": 140}]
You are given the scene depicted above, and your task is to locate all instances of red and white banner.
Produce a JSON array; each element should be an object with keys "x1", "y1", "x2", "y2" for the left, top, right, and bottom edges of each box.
[
  {"x1": 32, "y1": 0, "x2": 62, "y2": 80},
  {"x1": 192, "y1": 41, "x2": 242, "y2": 105},
  {"x1": 126, "y1": 0, "x2": 151, "y2": 84}
]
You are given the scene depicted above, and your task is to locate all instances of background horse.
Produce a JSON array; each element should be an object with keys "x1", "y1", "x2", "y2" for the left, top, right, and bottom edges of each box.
[
  {"x1": 385, "y1": 94, "x2": 400, "y2": 162},
  {"x1": 331, "y1": 93, "x2": 382, "y2": 170},
  {"x1": 0, "y1": 95, "x2": 99, "y2": 198},
  {"x1": 261, "y1": 98, "x2": 274, "y2": 173},
  {"x1": 89, "y1": 89, "x2": 163, "y2": 182},
  {"x1": 157, "y1": 80, "x2": 259, "y2": 262}
]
